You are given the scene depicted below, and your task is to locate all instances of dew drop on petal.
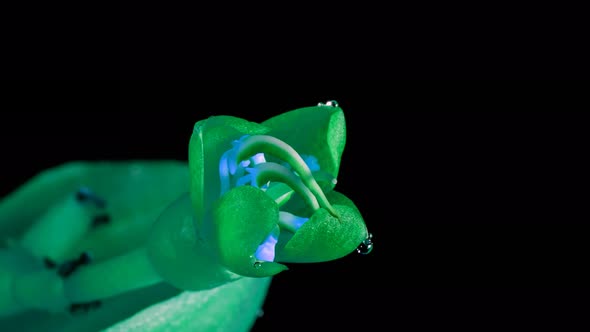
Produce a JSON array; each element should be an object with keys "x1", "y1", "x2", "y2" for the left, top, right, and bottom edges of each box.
[
  {"x1": 317, "y1": 100, "x2": 339, "y2": 107},
  {"x1": 356, "y1": 233, "x2": 373, "y2": 255}
]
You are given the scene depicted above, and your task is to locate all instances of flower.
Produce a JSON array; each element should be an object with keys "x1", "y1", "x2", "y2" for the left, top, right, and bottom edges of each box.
[{"x1": 188, "y1": 103, "x2": 369, "y2": 278}]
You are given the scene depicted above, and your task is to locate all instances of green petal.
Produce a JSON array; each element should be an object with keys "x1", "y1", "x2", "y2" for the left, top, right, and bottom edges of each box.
[
  {"x1": 275, "y1": 191, "x2": 368, "y2": 263},
  {"x1": 188, "y1": 116, "x2": 269, "y2": 230},
  {"x1": 212, "y1": 186, "x2": 287, "y2": 277},
  {"x1": 261, "y1": 105, "x2": 346, "y2": 181}
]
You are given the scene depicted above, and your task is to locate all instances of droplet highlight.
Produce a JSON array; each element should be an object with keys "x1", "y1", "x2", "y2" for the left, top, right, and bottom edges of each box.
[
  {"x1": 317, "y1": 100, "x2": 339, "y2": 107},
  {"x1": 253, "y1": 261, "x2": 263, "y2": 269},
  {"x1": 356, "y1": 233, "x2": 373, "y2": 255}
]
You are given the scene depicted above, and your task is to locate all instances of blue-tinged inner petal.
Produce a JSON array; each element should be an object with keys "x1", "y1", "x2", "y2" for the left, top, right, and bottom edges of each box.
[
  {"x1": 220, "y1": 136, "x2": 272, "y2": 193},
  {"x1": 235, "y1": 173, "x2": 253, "y2": 187},
  {"x1": 301, "y1": 154, "x2": 320, "y2": 172},
  {"x1": 254, "y1": 225, "x2": 280, "y2": 262},
  {"x1": 219, "y1": 150, "x2": 231, "y2": 195}
]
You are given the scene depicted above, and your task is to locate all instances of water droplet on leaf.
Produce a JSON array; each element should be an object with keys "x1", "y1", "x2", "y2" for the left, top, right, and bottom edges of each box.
[
  {"x1": 317, "y1": 100, "x2": 339, "y2": 107},
  {"x1": 253, "y1": 261, "x2": 262, "y2": 269},
  {"x1": 356, "y1": 233, "x2": 373, "y2": 255}
]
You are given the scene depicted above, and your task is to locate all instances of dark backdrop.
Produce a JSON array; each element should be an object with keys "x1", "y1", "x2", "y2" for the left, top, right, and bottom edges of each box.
[{"x1": 1, "y1": 81, "x2": 586, "y2": 330}]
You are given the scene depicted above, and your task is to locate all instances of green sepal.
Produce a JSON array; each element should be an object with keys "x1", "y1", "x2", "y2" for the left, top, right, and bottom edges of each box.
[
  {"x1": 275, "y1": 191, "x2": 367, "y2": 263},
  {"x1": 212, "y1": 186, "x2": 287, "y2": 277},
  {"x1": 146, "y1": 194, "x2": 240, "y2": 291},
  {"x1": 189, "y1": 116, "x2": 269, "y2": 230},
  {"x1": 262, "y1": 105, "x2": 346, "y2": 182}
]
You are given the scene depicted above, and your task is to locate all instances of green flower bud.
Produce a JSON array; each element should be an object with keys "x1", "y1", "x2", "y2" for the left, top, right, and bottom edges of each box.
[{"x1": 185, "y1": 103, "x2": 369, "y2": 278}]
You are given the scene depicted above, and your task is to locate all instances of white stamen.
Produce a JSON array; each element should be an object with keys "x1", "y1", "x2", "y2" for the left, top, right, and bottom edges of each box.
[
  {"x1": 251, "y1": 152, "x2": 266, "y2": 165},
  {"x1": 260, "y1": 181, "x2": 271, "y2": 191}
]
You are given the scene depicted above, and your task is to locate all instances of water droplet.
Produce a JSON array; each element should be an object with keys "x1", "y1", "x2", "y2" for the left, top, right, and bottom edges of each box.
[
  {"x1": 356, "y1": 233, "x2": 373, "y2": 255},
  {"x1": 253, "y1": 261, "x2": 262, "y2": 269},
  {"x1": 257, "y1": 309, "x2": 264, "y2": 318},
  {"x1": 317, "y1": 100, "x2": 339, "y2": 107}
]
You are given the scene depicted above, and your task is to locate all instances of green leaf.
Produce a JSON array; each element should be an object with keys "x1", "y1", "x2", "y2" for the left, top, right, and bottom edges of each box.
[
  {"x1": 1, "y1": 277, "x2": 271, "y2": 332},
  {"x1": 275, "y1": 191, "x2": 368, "y2": 263},
  {"x1": 105, "y1": 277, "x2": 271, "y2": 332},
  {"x1": 212, "y1": 186, "x2": 287, "y2": 277},
  {"x1": 0, "y1": 282, "x2": 181, "y2": 332},
  {"x1": 262, "y1": 105, "x2": 346, "y2": 180}
]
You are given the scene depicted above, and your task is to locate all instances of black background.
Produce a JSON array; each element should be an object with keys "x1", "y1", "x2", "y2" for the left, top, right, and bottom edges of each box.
[{"x1": 1, "y1": 81, "x2": 586, "y2": 331}]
